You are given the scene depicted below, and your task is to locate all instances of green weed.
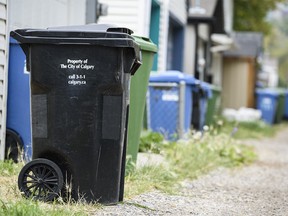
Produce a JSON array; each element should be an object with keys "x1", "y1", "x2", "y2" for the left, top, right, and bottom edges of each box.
[
  {"x1": 165, "y1": 129, "x2": 257, "y2": 180},
  {"x1": 0, "y1": 190, "x2": 101, "y2": 216},
  {"x1": 124, "y1": 164, "x2": 177, "y2": 198},
  {"x1": 0, "y1": 160, "x2": 23, "y2": 176},
  {"x1": 139, "y1": 131, "x2": 170, "y2": 154},
  {"x1": 127, "y1": 125, "x2": 257, "y2": 197},
  {"x1": 0, "y1": 199, "x2": 89, "y2": 216}
]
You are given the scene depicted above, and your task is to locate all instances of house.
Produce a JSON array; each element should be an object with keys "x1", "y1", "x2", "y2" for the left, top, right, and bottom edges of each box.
[
  {"x1": 184, "y1": 0, "x2": 234, "y2": 84},
  {"x1": 222, "y1": 32, "x2": 263, "y2": 109},
  {"x1": 98, "y1": 0, "x2": 187, "y2": 72},
  {"x1": 184, "y1": 0, "x2": 234, "y2": 126}
]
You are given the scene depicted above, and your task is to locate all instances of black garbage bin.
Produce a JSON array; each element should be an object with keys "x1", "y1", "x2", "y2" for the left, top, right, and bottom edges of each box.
[{"x1": 11, "y1": 24, "x2": 141, "y2": 204}]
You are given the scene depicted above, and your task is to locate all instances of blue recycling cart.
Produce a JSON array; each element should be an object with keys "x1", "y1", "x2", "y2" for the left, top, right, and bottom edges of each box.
[
  {"x1": 148, "y1": 70, "x2": 199, "y2": 139},
  {"x1": 191, "y1": 81, "x2": 212, "y2": 130},
  {"x1": 6, "y1": 38, "x2": 32, "y2": 162},
  {"x1": 255, "y1": 89, "x2": 279, "y2": 124}
]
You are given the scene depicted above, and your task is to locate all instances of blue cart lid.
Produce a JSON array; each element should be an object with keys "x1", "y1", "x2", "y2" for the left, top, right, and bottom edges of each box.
[
  {"x1": 200, "y1": 82, "x2": 213, "y2": 98},
  {"x1": 255, "y1": 88, "x2": 279, "y2": 98},
  {"x1": 10, "y1": 37, "x2": 19, "y2": 44},
  {"x1": 149, "y1": 70, "x2": 200, "y2": 85}
]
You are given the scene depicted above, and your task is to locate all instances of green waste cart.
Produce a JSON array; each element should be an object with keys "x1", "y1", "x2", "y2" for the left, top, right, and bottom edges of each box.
[
  {"x1": 127, "y1": 36, "x2": 157, "y2": 170},
  {"x1": 206, "y1": 85, "x2": 222, "y2": 125},
  {"x1": 274, "y1": 88, "x2": 285, "y2": 123}
]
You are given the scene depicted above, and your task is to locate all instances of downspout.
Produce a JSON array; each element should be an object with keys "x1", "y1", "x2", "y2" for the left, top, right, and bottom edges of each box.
[
  {"x1": 194, "y1": 22, "x2": 199, "y2": 79},
  {"x1": 86, "y1": 0, "x2": 107, "y2": 24},
  {"x1": 86, "y1": 0, "x2": 98, "y2": 23},
  {"x1": 205, "y1": 23, "x2": 212, "y2": 82}
]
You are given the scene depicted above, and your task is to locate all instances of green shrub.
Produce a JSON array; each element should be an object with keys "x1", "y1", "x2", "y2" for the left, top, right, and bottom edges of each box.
[{"x1": 139, "y1": 131, "x2": 170, "y2": 154}]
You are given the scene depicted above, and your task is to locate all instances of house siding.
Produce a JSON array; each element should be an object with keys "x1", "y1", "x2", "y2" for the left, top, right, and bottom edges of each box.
[
  {"x1": 8, "y1": 0, "x2": 86, "y2": 31},
  {"x1": 222, "y1": 58, "x2": 253, "y2": 109},
  {"x1": 98, "y1": 0, "x2": 152, "y2": 36},
  {"x1": 0, "y1": 0, "x2": 8, "y2": 160},
  {"x1": 98, "y1": 0, "x2": 187, "y2": 72}
]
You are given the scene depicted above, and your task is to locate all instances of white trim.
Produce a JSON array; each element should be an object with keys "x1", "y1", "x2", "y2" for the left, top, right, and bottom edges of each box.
[
  {"x1": 210, "y1": 45, "x2": 232, "y2": 53},
  {"x1": 183, "y1": 25, "x2": 196, "y2": 75},
  {"x1": 157, "y1": 0, "x2": 169, "y2": 71},
  {"x1": 138, "y1": 0, "x2": 152, "y2": 36},
  {"x1": 0, "y1": 0, "x2": 7, "y2": 160},
  {"x1": 211, "y1": 34, "x2": 233, "y2": 45},
  {"x1": 223, "y1": 0, "x2": 233, "y2": 34}
]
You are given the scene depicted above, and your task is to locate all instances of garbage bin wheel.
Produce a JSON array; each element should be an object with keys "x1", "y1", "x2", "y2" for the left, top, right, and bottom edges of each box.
[
  {"x1": 5, "y1": 129, "x2": 24, "y2": 163},
  {"x1": 18, "y1": 158, "x2": 64, "y2": 202}
]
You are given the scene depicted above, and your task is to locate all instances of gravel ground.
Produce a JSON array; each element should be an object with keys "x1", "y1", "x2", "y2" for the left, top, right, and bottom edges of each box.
[{"x1": 96, "y1": 127, "x2": 288, "y2": 216}]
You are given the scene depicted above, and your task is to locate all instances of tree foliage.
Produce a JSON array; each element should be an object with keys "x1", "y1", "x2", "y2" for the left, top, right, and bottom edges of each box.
[
  {"x1": 265, "y1": 14, "x2": 288, "y2": 85},
  {"x1": 234, "y1": 0, "x2": 284, "y2": 35}
]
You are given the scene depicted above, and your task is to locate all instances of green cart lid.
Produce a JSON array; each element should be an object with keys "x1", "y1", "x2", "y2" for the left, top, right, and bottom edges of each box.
[
  {"x1": 209, "y1": 84, "x2": 222, "y2": 92},
  {"x1": 274, "y1": 88, "x2": 286, "y2": 95},
  {"x1": 132, "y1": 35, "x2": 158, "y2": 53}
]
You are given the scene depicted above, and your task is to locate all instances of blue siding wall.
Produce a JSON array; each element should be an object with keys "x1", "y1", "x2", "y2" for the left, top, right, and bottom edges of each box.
[{"x1": 167, "y1": 15, "x2": 184, "y2": 71}]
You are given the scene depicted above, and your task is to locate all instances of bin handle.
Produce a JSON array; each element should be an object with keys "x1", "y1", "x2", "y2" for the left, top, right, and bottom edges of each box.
[
  {"x1": 130, "y1": 46, "x2": 142, "y2": 75},
  {"x1": 148, "y1": 82, "x2": 178, "y2": 87}
]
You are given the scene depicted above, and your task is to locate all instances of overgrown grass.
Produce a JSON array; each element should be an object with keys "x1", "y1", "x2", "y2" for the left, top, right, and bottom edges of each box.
[
  {"x1": 130, "y1": 123, "x2": 259, "y2": 196},
  {"x1": 166, "y1": 131, "x2": 257, "y2": 181},
  {"x1": 124, "y1": 165, "x2": 177, "y2": 198},
  {"x1": 0, "y1": 119, "x2": 284, "y2": 214},
  {"x1": 0, "y1": 160, "x2": 23, "y2": 176},
  {"x1": 0, "y1": 199, "x2": 83, "y2": 216},
  {"x1": 212, "y1": 117, "x2": 285, "y2": 140},
  {"x1": 0, "y1": 160, "x2": 100, "y2": 215},
  {"x1": 0, "y1": 191, "x2": 100, "y2": 216}
]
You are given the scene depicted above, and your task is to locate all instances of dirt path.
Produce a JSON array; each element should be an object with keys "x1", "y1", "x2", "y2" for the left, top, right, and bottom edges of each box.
[{"x1": 97, "y1": 127, "x2": 288, "y2": 216}]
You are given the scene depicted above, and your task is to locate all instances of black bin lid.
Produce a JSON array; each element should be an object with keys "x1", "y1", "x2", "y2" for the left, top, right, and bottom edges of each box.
[
  {"x1": 10, "y1": 24, "x2": 136, "y2": 47},
  {"x1": 47, "y1": 24, "x2": 133, "y2": 34}
]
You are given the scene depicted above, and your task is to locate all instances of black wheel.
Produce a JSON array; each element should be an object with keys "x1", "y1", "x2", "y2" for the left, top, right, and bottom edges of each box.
[
  {"x1": 18, "y1": 158, "x2": 64, "y2": 202},
  {"x1": 5, "y1": 129, "x2": 24, "y2": 163}
]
